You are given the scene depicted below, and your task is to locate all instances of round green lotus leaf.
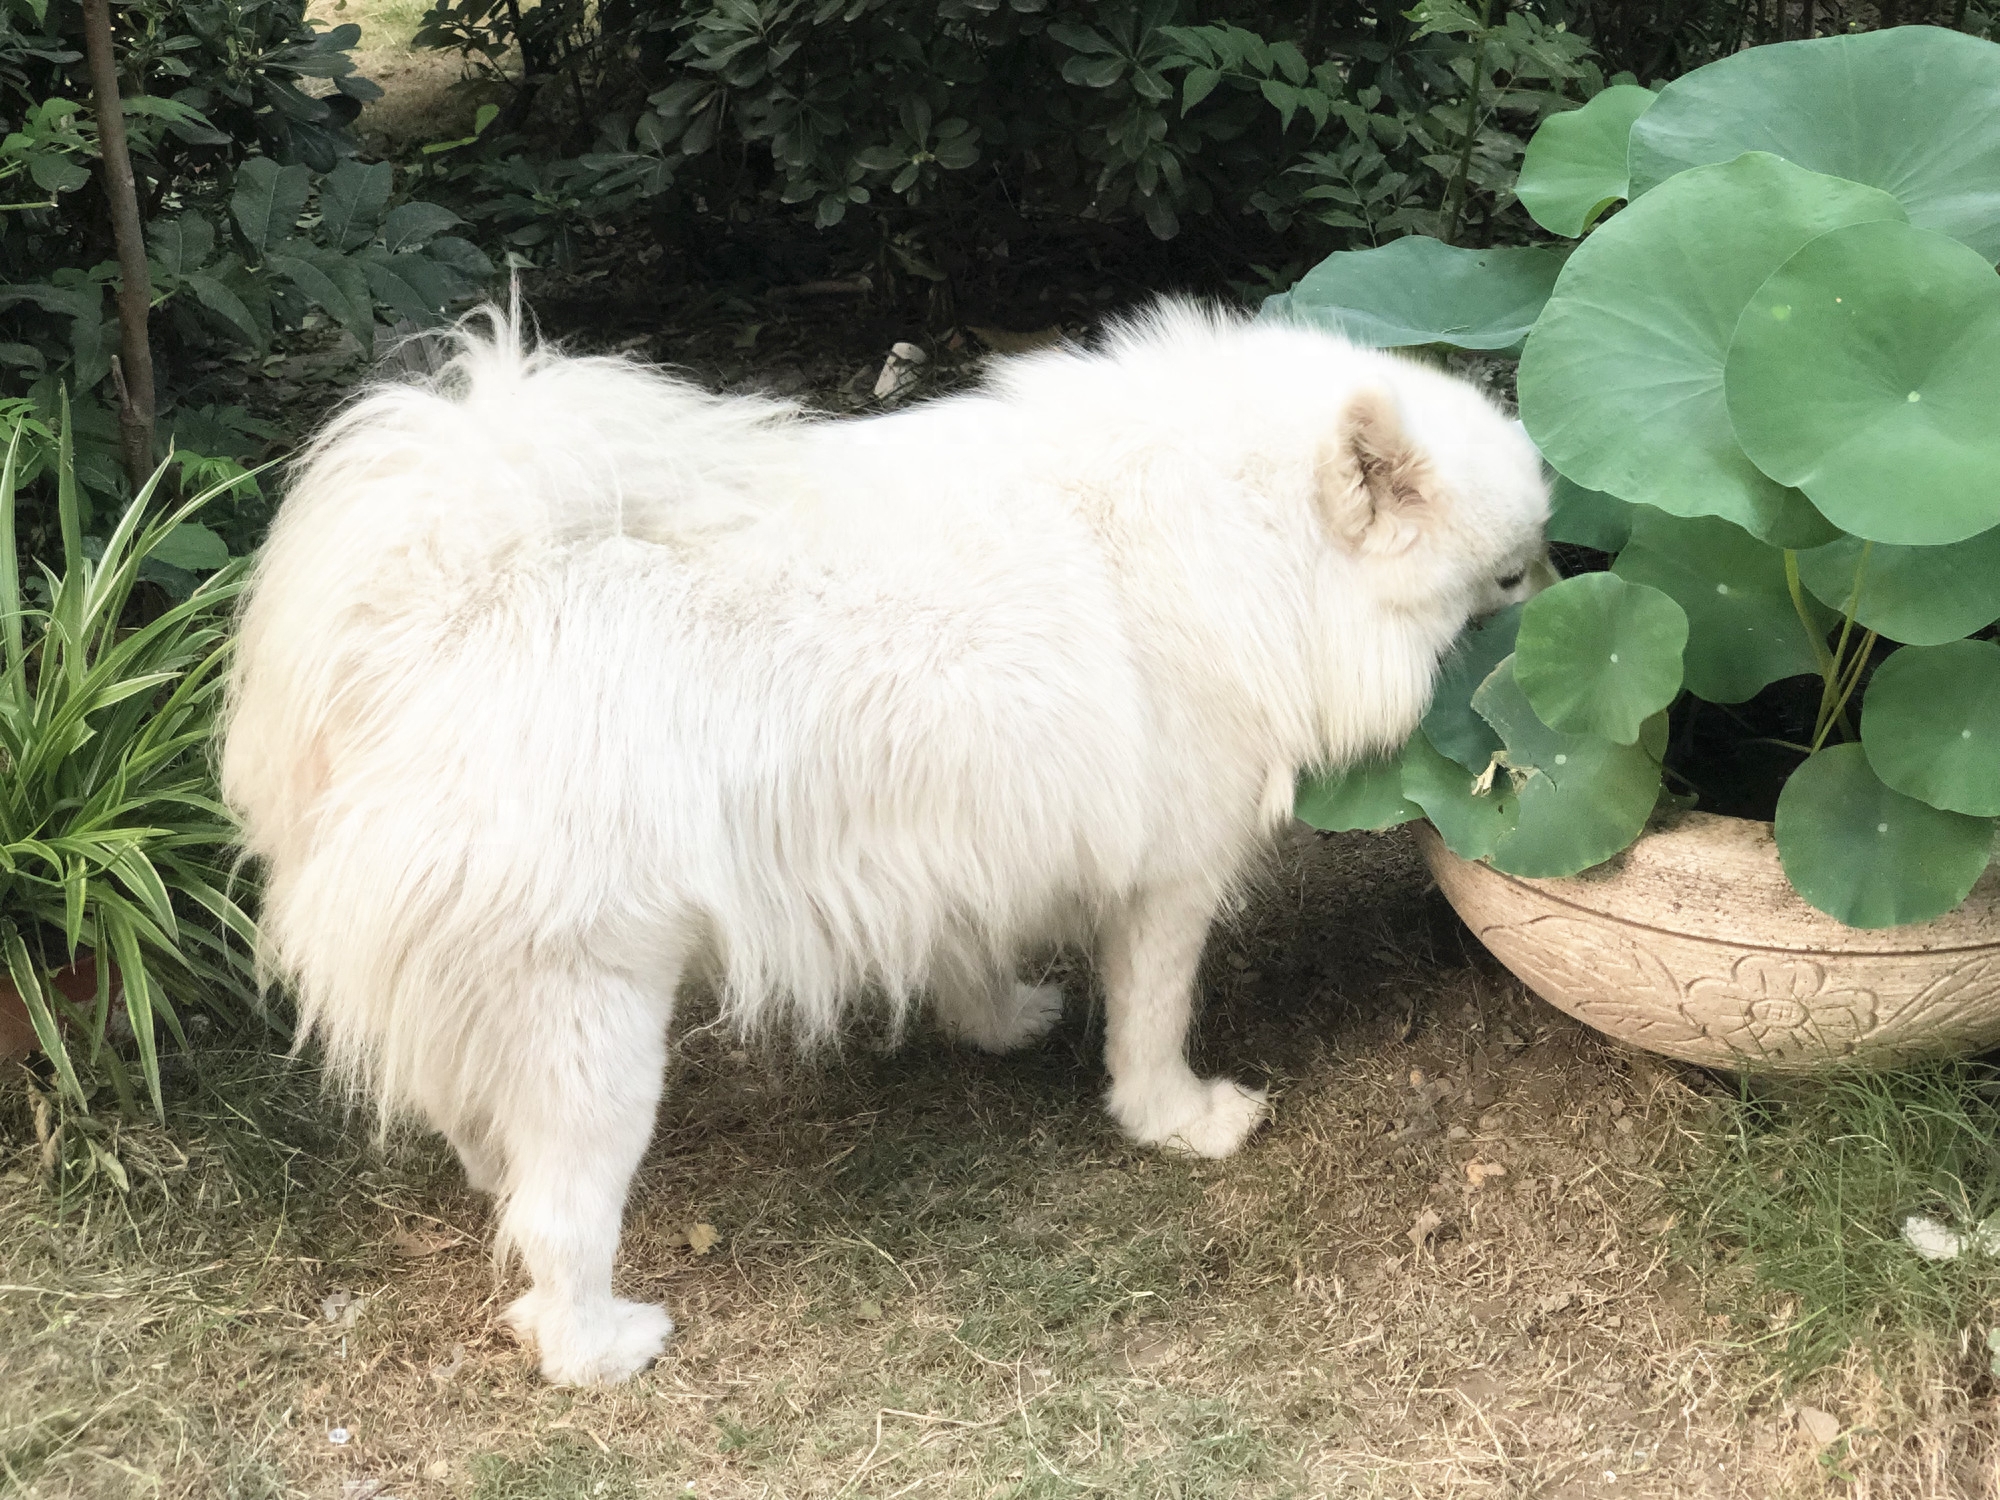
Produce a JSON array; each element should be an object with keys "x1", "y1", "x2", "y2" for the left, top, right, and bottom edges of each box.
[
  {"x1": 1627, "y1": 26, "x2": 2000, "y2": 262},
  {"x1": 1400, "y1": 732, "x2": 1519, "y2": 860},
  {"x1": 1547, "y1": 473, "x2": 1638, "y2": 553},
  {"x1": 1515, "y1": 573, "x2": 1687, "y2": 744},
  {"x1": 1295, "y1": 756, "x2": 1423, "y2": 832},
  {"x1": 1611, "y1": 508, "x2": 1831, "y2": 704},
  {"x1": 1859, "y1": 641, "x2": 2000, "y2": 817},
  {"x1": 1725, "y1": 220, "x2": 2000, "y2": 547},
  {"x1": 1774, "y1": 742, "x2": 1993, "y2": 927},
  {"x1": 1518, "y1": 154, "x2": 1906, "y2": 543},
  {"x1": 1471, "y1": 656, "x2": 1664, "y2": 878},
  {"x1": 1267, "y1": 237, "x2": 1565, "y2": 351},
  {"x1": 1516, "y1": 84, "x2": 1658, "y2": 238},
  {"x1": 1420, "y1": 601, "x2": 1524, "y2": 771},
  {"x1": 1797, "y1": 528, "x2": 2000, "y2": 646}
]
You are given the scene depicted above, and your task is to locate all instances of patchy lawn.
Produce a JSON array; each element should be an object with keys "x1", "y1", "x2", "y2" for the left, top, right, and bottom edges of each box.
[{"x1": 7, "y1": 826, "x2": 1996, "y2": 1499}]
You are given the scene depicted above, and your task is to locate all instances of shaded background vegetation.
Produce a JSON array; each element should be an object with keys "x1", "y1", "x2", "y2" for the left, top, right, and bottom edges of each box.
[{"x1": 8, "y1": 0, "x2": 1998, "y2": 571}]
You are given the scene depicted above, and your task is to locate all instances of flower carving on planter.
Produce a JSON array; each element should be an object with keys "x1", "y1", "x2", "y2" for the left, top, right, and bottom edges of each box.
[
  {"x1": 1477, "y1": 914, "x2": 1711, "y2": 1049},
  {"x1": 1686, "y1": 955, "x2": 1877, "y2": 1063}
]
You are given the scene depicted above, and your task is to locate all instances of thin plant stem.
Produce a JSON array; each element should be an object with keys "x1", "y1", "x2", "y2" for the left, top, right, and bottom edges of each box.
[
  {"x1": 1784, "y1": 547, "x2": 1839, "y2": 682},
  {"x1": 1812, "y1": 541, "x2": 1873, "y2": 748},
  {"x1": 81, "y1": 0, "x2": 156, "y2": 493},
  {"x1": 1443, "y1": 0, "x2": 1492, "y2": 245},
  {"x1": 1813, "y1": 630, "x2": 1879, "y2": 753}
]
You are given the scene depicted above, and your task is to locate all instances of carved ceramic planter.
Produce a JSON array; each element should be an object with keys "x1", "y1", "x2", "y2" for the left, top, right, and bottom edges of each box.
[{"x1": 1418, "y1": 812, "x2": 2000, "y2": 1072}]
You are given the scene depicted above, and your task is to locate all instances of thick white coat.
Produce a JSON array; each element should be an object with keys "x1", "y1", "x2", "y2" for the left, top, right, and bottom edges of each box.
[{"x1": 222, "y1": 302, "x2": 1548, "y2": 1383}]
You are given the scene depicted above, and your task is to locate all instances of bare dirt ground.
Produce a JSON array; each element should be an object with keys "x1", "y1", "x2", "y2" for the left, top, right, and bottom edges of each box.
[{"x1": 8, "y1": 825, "x2": 1992, "y2": 1498}]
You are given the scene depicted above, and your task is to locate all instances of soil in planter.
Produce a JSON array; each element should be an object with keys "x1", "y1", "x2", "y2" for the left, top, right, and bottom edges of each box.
[{"x1": 1665, "y1": 678, "x2": 1825, "y2": 823}]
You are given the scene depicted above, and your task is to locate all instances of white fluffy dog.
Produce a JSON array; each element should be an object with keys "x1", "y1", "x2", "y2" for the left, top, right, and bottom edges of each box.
[{"x1": 222, "y1": 300, "x2": 1548, "y2": 1385}]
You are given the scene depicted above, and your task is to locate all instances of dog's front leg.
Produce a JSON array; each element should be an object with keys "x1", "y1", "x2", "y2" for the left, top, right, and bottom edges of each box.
[{"x1": 1098, "y1": 884, "x2": 1268, "y2": 1158}]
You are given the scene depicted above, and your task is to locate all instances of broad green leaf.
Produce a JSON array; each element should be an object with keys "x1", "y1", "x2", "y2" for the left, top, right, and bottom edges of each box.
[
  {"x1": 1420, "y1": 601, "x2": 1524, "y2": 771},
  {"x1": 379, "y1": 200, "x2": 461, "y2": 254},
  {"x1": 1860, "y1": 641, "x2": 2000, "y2": 817},
  {"x1": 1295, "y1": 756, "x2": 1423, "y2": 832},
  {"x1": 1627, "y1": 26, "x2": 2000, "y2": 262},
  {"x1": 1515, "y1": 573, "x2": 1686, "y2": 744},
  {"x1": 1797, "y1": 528, "x2": 2000, "y2": 647},
  {"x1": 1774, "y1": 742, "x2": 1993, "y2": 927},
  {"x1": 267, "y1": 249, "x2": 367, "y2": 346},
  {"x1": 1268, "y1": 237, "x2": 1564, "y2": 351},
  {"x1": 184, "y1": 271, "x2": 263, "y2": 347},
  {"x1": 1518, "y1": 154, "x2": 1904, "y2": 543},
  {"x1": 1547, "y1": 472, "x2": 1637, "y2": 553},
  {"x1": 360, "y1": 252, "x2": 442, "y2": 325},
  {"x1": 148, "y1": 522, "x2": 228, "y2": 573},
  {"x1": 1612, "y1": 508, "x2": 1828, "y2": 704},
  {"x1": 1515, "y1": 83, "x2": 1656, "y2": 237},
  {"x1": 1400, "y1": 732, "x2": 1519, "y2": 860},
  {"x1": 148, "y1": 214, "x2": 214, "y2": 280},
  {"x1": 229, "y1": 156, "x2": 311, "y2": 258},
  {"x1": 320, "y1": 159, "x2": 394, "y2": 251},
  {"x1": 1725, "y1": 220, "x2": 2000, "y2": 547},
  {"x1": 1182, "y1": 66, "x2": 1222, "y2": 111},
  {"x1": 422, "y1": 235, "x2": 493, "y2": 282},
  {"x1": 377, "y1": 251, "x2": 461, "y2": 312},
  {"x1": 1472, "y1": 656, "x2": 1663, "y2": 878}
]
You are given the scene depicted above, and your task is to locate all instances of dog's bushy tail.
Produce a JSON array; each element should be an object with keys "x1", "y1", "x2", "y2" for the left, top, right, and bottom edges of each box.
[{"x1": 221, "y1": 304, "x2": 798, "y2": 894}]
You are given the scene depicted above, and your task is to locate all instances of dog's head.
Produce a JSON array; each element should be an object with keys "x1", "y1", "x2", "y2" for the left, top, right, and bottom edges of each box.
[{"x1": 1310, "y1": 353, "x2": 1552, "y2": 629}]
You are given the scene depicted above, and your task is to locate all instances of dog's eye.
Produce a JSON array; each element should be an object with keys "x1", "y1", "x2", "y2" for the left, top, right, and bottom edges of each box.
[{"x1": 1496, "y1": 569, "x2": 1526, "y2": 591}]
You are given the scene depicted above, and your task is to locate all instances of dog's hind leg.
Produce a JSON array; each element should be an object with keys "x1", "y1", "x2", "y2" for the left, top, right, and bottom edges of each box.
[
  {"x1": 444, "y1": 1118, "x2": 505, "y2": 1196},
  {"x1": 1098, "y1": 883, "x2": 1267, "y2": 1158},
  {"x1": 489, "y1": 964, "x2": 676, "y2": 1385},
  {"x1": 932, "y1": 952, "x2": 1065, "y2": 1054}
]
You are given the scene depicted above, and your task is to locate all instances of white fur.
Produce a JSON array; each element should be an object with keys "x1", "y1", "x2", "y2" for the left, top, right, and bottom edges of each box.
[{"x1": 221, "y1": 301, "x2": 1547, "y2": 1385}]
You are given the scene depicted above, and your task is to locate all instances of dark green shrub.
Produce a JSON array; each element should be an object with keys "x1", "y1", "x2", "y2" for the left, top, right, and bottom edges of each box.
[
  {"x1": 0, "y1": 0, "x2": 495, "y2": 569},
  {"x1": 413, "y1": 0, "x2": 1603, "y2": 271}
]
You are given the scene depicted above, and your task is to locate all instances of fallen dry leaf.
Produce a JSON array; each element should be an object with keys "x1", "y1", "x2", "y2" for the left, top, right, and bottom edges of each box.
[
  {"x1": 429, "y1": 1341, "x2": 467, "y2": 1386},
  {"x1": 1797, "y1": 1405, "x2": 1841, "y2": 1447},
  {"x1": 1120, "y1": 1329, "x2": 1177, "y2": 1372},
  {"x1": 390, "y1": 1225, "x2": 460, "y2": 1258},
  {"x1": 320, "y1": 1291, "x2": 367, "y2": 1329},
  {"x1": 1408, "y1": 1207, "x2": 1444, "y2": 1249},
  {"x1": 872, "y1": 341, "x2": 928, "y2": 398},
  {"x1": 687, "y1": 1222, "x2": 720, "y2": 1255},
  {"x1": 1465, "y1": 1158, "x2": 1509, "y2": 1189}
]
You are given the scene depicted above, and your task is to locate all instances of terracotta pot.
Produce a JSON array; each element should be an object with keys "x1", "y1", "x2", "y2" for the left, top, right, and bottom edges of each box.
[
  {"x1": 0, "y1": 954, "x2": 118, "y2": 1064},
  {"x1": 1418, "y1": 812, "x2": 2000, "y2": 1072}
]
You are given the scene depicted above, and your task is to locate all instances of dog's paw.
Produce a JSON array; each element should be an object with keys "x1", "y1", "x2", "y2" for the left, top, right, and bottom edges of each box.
[
  {"x1": 946, "y1": 982, "x2": 1066, "y2": 1053},
  {"x1": 504, "y1": 1289, "x2": 674, "y2": 1386},
  {"x1": 1111, "y1": 1076, "x2": 1268, "y2": 1160}
]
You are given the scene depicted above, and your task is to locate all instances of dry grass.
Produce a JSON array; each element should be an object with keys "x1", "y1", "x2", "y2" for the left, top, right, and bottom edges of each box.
[{"x1": 9, "y1": 828, "x2": 1996, "y2": 1499}]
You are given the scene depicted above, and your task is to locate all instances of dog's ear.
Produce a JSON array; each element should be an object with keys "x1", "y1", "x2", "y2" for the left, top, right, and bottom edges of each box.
[{"x1": 1316, "y1": 389, "x2": 1438, "y2": 552}]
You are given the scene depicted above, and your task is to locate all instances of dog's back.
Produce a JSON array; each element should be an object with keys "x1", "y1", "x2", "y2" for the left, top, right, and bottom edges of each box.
[{"x1": 224, "y1": 317, "x2": 1170, "y2": 1094}]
